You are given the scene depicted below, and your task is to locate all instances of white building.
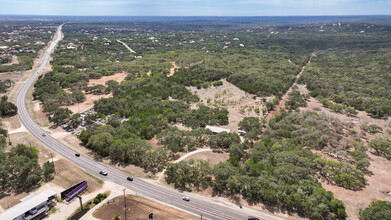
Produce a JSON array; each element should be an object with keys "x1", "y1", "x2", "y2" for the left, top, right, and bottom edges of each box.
[
  {"x1": 0, "y1": 189, "x2": 57, "y2": 220},
  {"x1": 205, "y1": 125, "x2": 231, "y2": 134}
]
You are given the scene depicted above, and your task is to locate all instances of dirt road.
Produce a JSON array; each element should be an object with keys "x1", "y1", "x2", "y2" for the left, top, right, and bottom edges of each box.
[
  {"x1": 117, "y1": 39, "x2": 136, "y2": 53},
  {"x1": 264, "y1": 54, "x2": 314, "y2": 125}
]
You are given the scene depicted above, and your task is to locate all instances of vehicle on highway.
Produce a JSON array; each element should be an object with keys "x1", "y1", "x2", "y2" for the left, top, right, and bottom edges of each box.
[
  {"x1": 42, "y1": 133, "x2": 46, "y2": 137},
  {"x1": 75, "y1": 153, "x2": 80, "y2": 157},
  {"x1": 127, "y1": 176, "x2": 134, "y2": 181},
  {"x1": 99, "y1": 170, "x2": 108, "y2": 176},
  {"x1": 248, "y1": 216, "x2": 259, "y2": 220},
  {"x1": 182, "y1": 196, "x2": 190, "y2": 202}
]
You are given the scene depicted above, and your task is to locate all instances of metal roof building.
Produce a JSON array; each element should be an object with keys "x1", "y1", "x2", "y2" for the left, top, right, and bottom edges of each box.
[
  {"x1": 0, "y1": 189, "x2": 57, "y2": 220},
  {"x1": 205, "y1": 125, "x2": 231, "y2": 133}
]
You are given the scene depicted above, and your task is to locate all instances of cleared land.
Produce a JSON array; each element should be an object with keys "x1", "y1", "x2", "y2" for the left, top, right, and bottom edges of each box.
[
  {"x1": 296, "y1": 84, "x2": 391, "y2": 219},
  {"x1": 93, "y1": 195, "x2": 197, "y2": 220},
  {"x1": 61, "y1": 72, "x2": 128, "y2": 113},
  {"x1": 188, "y1": 79, "x2": 266, "y2": 132}
]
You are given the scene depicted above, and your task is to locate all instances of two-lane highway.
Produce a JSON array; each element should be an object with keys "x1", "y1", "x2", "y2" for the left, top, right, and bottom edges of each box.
[{"x1": 16, "y1": 24, "x2": 283, "y2": 220}]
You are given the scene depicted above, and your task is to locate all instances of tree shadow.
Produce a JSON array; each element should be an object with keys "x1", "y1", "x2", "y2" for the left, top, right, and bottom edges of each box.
[{"x1": 244, "y1": 197, "x2": 304, "y2": 219}]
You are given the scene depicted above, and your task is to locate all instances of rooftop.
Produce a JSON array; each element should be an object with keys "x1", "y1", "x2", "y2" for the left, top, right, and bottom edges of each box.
[
  {"x1": 205, "y1": 125, "x2": 231, "y2": 133},
  {"x1": 0, "y1": 189, "x2": 57, "y2": 220}
]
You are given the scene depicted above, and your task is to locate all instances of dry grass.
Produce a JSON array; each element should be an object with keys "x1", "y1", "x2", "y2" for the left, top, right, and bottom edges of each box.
[
  {"x1": 93, "y1": 195, "x2": 197, "y2": 220},
  {"x1": 61, "y1": 72, "x2": 128, "y2": 113},
  {"x1": 183, "y1": 150, "x2": 229, "y2": 167},
  {"x1": 187, "y1": 79, "x2": 266, "y2": 132}
]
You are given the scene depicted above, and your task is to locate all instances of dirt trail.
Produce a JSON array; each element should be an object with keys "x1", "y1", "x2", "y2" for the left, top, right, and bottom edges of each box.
[
  {"x1": 116, "y1": 39, "x2": 136, "y2": 54},
  {"x1": 157, "y1": 148, "x2": 212, "y2": 181},
  {"x1": 167, "y1": 61, "x2": 178, "y2": 77},
  {"x1": 264, "y1": 54, "x2": 313, "y2": 125}
]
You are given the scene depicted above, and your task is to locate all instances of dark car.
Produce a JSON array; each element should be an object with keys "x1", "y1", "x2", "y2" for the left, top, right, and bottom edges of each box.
[
  {"x1": 99, "y1": 170, "x2": 108, "y2": 176},
  {"x1": 42, "y1": 133, "x2": 46, "y2": 137},
  {"x1": 248, "y1": 217, "x2": 259, "y2": 220},
  {"x1": 75, "y1": 153, "x2": 80, "y2": 157},
  {"x1": 127, "y1": 176, "x2": 133, "y2": 181}
]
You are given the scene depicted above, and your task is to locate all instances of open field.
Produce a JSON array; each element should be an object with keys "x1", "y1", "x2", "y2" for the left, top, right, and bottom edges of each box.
[
  {"x1": 188, "y1": 79, "x2": 266, "y2": 132},
  {"x1": 93, "y1": 195, "x2": 197, "y2": 220}
]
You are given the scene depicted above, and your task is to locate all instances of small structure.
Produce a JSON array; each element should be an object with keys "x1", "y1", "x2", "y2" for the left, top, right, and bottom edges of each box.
[
  {"x1": 238, "y1": 130, "x2": 247, "y2": 136},
  {"x1": 205, "y1": 125, "x2": 231, "y2": 134},
  {"x1": 0, "y1": 189, "x2": 57, "y2": 220},
  {"x1": 61, "y1": 180, "x2": 88, "y2": 202}
]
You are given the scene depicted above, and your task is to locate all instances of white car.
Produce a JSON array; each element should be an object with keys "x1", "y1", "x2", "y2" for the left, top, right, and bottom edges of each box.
[
  {"x1": 99, "y1": 170, "x2": 108, "y2": 176},
  {"x1": 182, "y1": 196, "x2": 190, "y2": 202}
]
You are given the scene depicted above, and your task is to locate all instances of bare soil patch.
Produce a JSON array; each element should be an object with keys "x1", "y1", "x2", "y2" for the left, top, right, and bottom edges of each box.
[
  {"x1": 66, "y1": 93, "x2": 113, "y2": 114},
  {"x1": 52, "y1": 158, "x2": 102, "y2": 193},
  {"x1": 296, "y1": 81, "x2": 391, "y2": 219},
  {"x1": 1, "y1": 55, "x2": 19, "y2": 66},
  {"x1": 167, "y1": 61, "x2": 178, "y2": 77},
  {"x1": 0, "y1": 72, "x2": 23, "y2": 81},
  {"x1": 61, "y1": 72, "x2": 128, "y2": 113},
  {"x1": 88, "y1": 72, "x2": 127, "y2": 87},
  {"x1": 93, "y1": 195, "x2": 197, "y2": 220},
  {"x1": 183, "y1": 150, "x2": 229, "y2": 167},
  {"x1": 147, "y1": 136, "x2": 160, "y2": 151},
  {"x1": 188, "y1": 79, "x2": 266, "y2": 132},
  {"x1": 321, "y1": 153, "x2": 391, "y2": 220}
]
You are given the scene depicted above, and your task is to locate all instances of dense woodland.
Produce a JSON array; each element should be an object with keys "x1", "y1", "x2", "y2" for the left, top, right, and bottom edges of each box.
[
  {"x1": 300, "y1": 49, "x2": 391, "y2": 118},
  {"x1": 19, "y1": 19, "x2": 391, "y2": 219}
]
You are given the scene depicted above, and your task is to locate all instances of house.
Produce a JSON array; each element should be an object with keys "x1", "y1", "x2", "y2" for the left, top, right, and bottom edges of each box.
[
  {"x1": 0, "y1": 189, "x2": 57, "y2": 220},
  {"x1": 205, "y1": 125, "x2": 231, "y2": 134}
]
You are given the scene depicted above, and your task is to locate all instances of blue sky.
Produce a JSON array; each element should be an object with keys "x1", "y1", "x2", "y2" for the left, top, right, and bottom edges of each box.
[{"x1": 0, "y1": 0, "x2": 390, "y2": 16}]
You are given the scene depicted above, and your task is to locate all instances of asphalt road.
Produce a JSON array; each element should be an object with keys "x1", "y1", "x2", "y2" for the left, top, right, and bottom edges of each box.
[{"x1": 16, "y1": 24, "x2": 284, "y2": 220}]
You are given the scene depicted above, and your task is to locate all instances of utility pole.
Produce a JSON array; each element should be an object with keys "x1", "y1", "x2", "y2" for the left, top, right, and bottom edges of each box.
[
  {"x1": 201, "y1": 214, "x2": 202, "y2": 220},
  {"x1": 29, "y1": 140, "x2": 32, "y2": 150},
  {"x1": 123, "y1": 188, "x2": 127, "y2": 220},
  {"x1": 78, "y1": 196, "x2": 83, "y2": 211},
  {"x1": 50, "y1": 153, "x2": 56, "y2": 174}
]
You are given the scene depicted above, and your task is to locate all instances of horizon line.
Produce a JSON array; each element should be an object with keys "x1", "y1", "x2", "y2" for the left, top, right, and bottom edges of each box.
[{"x1": 1, "y1": 14, "x2": 391, "y2": 17}]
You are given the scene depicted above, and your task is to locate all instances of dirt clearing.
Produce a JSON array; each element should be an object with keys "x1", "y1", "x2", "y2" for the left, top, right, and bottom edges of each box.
[
  {"x1": 188, "y1": 79, "x2": 266, "y2": 132},
  {"x1": 1, "y1": 55, "x2": 19, "y2": 66},
  {"x1": 93, "y1": 195, "x2": 197, "y2": 220},
  {"x1": 183, "y1": 149, "x2": 229, "y2": 167},
  {"x1": 295, "y1": 79, "x2": 391, "y2": 219},
  {"x1": 88, "y1": 72, "x2": 127, "y2": 87},
  {"x1": 62, "y1": 72, "x2": 128, "y2": 113},
  {"x1": 167, "y1": 61, "x2": 178, "y2": 77}
]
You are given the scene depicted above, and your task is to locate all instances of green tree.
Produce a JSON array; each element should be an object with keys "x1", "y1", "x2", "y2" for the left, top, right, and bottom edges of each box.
[
  {"x1": 0, "y1": 96, "x2": 17, "y2": 117},
  {"x1": 360, "y1": 200, "x2": 391, "y2": 220},
  {"x1": 43, "y1": 161, "x2": 55, "y2": 181},
  {"x1": 238, "y1": 117, "x2": 262, "y2": 141},
  {"x1": 208, "y1": 132, "x2": 240, "y2": 149},
  {"x1": 72, "y1": 90, "x2": 86, "y2": 103},
  {"x1": 50, "y1": 108, "x2": 72, "y2": 125}
]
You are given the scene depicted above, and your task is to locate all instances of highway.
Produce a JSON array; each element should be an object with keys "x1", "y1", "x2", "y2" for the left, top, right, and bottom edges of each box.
[{"x1": 16, "y1": 24, "x2": 284, "y2": 220}]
